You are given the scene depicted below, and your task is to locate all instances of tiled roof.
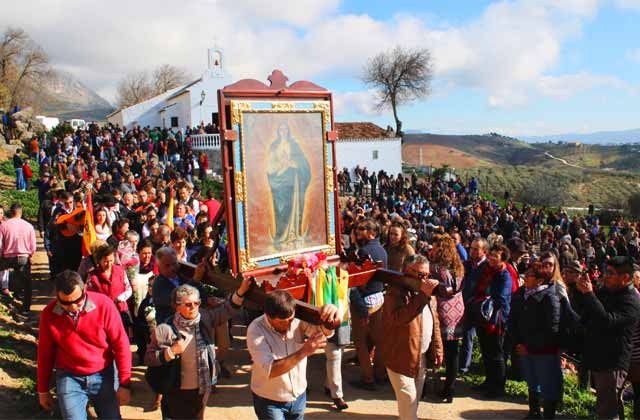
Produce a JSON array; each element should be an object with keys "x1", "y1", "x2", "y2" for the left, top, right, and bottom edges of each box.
[{"x1": 335, "y1": 122, "x2": 392, "y2": 140}]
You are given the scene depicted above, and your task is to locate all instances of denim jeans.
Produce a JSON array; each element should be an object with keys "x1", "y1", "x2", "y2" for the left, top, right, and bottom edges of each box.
[
  {"x1": 56, "y1": 365, "x2": 121, "y2": 420},
  {"x1": 252, "y1": 392, "x2": 306, "y2": 420},
  {"x1": 521, "y1": 353, "x2": 563, "y2": 402},
  {"x1": 15, "y1": 168, "x2": 25, "y2": 190},
  {"x1": 459, "y1": 323, "x2": 476, "y2": 373}
]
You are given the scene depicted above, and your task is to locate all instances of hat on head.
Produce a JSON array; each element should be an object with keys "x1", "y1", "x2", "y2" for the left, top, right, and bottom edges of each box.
[
  {"x1": 565, "y1": 260, "x2": 583, "y2": 273},
  {"x1": 506, "y1": 238, "x2": 527, "y2": 254}
]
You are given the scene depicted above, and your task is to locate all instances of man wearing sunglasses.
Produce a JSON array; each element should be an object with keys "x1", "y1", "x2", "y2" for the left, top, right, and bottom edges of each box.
[{"x1": 37, "y1": 270, "x2": 132, "y2": 419}]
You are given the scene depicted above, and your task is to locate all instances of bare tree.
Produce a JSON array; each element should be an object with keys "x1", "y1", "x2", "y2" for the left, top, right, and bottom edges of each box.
[
  {"x1": 115, "y1": 64, "x2": 192, "y2": 108},
  {"x1": 152, "y1": 64, "x2": 191, "y2": 96},
  {"x1": 0, "y1": 27, "x2": 50, "y2": 141},
  {"x1": 362, "y1": 46, "x2": 433, "y2": 137},
  {"x1": 115, "y1": 71, "x2": 153, "y2": 108}
]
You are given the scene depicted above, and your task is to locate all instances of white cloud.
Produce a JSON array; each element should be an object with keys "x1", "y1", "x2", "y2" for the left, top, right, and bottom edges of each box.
[
  {"x1": 333, "y1": 90, "x2": 382, "y2": 117},
  {"x1": 0, "y1": 0, "x2": 622, "y2": 111},
  {"x1": 614, "y1": 0, "x2": 640, "y2": 10},
  {"x1": 537, "y1": 72, "x2": 627, "y2": 100}
]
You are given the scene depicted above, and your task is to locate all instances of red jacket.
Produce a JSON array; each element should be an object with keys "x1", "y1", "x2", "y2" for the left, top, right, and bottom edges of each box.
[
  {"x1": 37, "y1": 292, "x2": 132, "y2": 392},
  {"x1": 88, "y1": 264, "x2": 129, "y2": 313}
]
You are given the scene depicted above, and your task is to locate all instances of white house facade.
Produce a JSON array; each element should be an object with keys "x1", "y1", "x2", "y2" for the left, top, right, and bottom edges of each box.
[
  {"x1": 107, "y1": 46, "x2": 231, "y2": 130},
  {"x1": 335, "y1": 122, "x2": 402, "y2": 176}
]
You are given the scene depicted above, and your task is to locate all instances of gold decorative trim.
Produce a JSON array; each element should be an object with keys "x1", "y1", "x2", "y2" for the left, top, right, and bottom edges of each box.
[
  {"x1": 229, "y1": 100, "x2": 336, "y2": 272},
  {"x1": 231, "y1": 102, "x2": 252, "y2": 126},
  {"x1": 272, "y1": 102, "x2": 295, "y2": 111},
  {"x1": 238, "y1": 249, "x2": 257, "y2": 272},
  {"x1": 234, "y1": 172, "x2": 245, "y2": 202}
]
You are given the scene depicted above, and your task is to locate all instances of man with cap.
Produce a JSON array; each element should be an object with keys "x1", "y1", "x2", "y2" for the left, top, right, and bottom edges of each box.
[{"x1": 576, "y1": 256, "x2": 640, "y2": 419}]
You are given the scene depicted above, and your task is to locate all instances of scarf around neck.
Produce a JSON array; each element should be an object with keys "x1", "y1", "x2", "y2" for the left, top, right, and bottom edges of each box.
[{"x1": 173, "y1": 312, "x2": 210, "y2": 395}]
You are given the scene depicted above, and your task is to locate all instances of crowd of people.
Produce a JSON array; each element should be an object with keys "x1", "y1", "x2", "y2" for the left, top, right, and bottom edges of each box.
[{"x1": 1, "y1": 124, "x2": 640, "y2": 420}]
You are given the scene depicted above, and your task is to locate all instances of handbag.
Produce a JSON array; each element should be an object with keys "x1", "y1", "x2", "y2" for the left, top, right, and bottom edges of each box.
[
  {"x1": 469, "y1": 295, "x2": 494, "y2": 327},
  {"x1": 145, "y1": 324, "x2": 181, "y2": 394}
]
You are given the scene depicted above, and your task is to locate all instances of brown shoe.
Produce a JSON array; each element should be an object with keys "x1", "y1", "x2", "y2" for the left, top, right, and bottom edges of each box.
[{"x1": 333, "y1": 398, "x2": 349, "y2": 411}]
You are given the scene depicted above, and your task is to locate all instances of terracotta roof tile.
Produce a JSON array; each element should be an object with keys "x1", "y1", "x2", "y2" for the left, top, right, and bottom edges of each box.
[{"x1": 335, "y1": 122, "x2": 392, "y2": 140}]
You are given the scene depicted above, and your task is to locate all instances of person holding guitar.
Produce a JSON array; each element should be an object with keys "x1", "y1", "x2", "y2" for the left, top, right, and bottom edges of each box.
[{"x1": 49, "y1": 190, "x2": 84, "y2": 275}]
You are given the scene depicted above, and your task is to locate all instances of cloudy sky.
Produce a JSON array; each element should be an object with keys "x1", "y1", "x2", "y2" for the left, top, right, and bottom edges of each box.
[{"x1": 2, "y1": 0, "x2": 640, "y2": 136}]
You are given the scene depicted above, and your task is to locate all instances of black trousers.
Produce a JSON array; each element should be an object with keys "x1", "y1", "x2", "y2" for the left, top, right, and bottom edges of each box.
[
  {"x1": 443, "y1": 339, "x2": 460, "y2": 396},
  {"x1": 477, "y1": 328, "x2": 506, "y2": 393}
]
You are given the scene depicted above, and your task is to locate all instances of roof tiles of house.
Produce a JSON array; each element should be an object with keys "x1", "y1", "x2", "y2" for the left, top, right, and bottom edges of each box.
[{"x1": 335, "y1": 122, "x2": 392, "y2": 140}]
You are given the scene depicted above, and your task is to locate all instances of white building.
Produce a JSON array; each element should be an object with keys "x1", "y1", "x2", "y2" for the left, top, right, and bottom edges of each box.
[
  {"x1": 106, "y1": 46, "x2": 231, "y2": 130},
  {"x1": 335, "y1": 122, "x2": 402, "y2": 176}
]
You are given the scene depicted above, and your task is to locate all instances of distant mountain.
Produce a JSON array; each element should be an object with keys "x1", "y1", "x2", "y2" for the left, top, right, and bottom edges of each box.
[
  {"x1": 519, "y1": 128, "x2": 640, "y2": 144},
  {"x1": 41, "y1": 71, "x2": 115, "y2": 121}
]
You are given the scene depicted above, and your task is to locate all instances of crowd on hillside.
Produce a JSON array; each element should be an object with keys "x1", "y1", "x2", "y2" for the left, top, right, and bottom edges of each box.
[{"x1": 1, "y1": 126, "x2": 640, "y2": 419}]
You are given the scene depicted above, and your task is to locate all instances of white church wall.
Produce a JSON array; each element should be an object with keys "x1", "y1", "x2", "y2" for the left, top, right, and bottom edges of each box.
[
  {"x1": 164, "y1": 93, "x2": 191, "y2": 130},
  {"x1": 335, "y1": 138, "x2": 402, "y2": 176}
]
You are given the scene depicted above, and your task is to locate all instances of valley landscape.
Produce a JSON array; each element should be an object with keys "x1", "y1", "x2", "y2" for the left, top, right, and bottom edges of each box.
[{"x1": 403, "y1": 132, "x2": 640, "y2": 208}]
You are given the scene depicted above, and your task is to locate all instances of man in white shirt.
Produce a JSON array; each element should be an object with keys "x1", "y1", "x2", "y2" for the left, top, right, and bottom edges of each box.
[{"x1": 247, "y1": 290, "x2": 340, "y2": 419}]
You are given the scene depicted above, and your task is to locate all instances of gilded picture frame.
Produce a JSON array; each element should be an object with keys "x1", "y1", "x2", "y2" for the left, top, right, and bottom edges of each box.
[{"x1": 229, "y1": 100, "x2": 336, "y2": 272}]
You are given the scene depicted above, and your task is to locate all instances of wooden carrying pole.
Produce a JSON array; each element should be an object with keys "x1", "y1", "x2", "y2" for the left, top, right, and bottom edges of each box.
[{"x1": 177, "y1": 261, "x2": 422, "y2": 329}]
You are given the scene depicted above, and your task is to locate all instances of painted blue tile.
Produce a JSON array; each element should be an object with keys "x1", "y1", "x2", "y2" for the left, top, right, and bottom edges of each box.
[
  {"x1": 257, "y1": 258, "x2": 281, "y2": 268},
  {"x1": 237, "y1": 202, "x2": 246, "y2": 250}
]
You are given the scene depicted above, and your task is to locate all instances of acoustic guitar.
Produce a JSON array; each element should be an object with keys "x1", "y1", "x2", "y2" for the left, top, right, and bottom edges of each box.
[{"x1": 56, "y1": 207, "x2": 86, "y2": 237}]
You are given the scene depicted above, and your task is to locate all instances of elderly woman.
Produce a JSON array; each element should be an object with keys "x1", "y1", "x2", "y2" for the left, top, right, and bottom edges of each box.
[{"x1": 145, "y1": 280, "x2": 251, "y2": 420}]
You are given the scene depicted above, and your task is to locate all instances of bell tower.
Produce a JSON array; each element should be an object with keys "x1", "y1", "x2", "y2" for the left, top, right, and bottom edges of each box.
[{"x1": 207, "y1": 46, "x2": 224, "y2": 78}]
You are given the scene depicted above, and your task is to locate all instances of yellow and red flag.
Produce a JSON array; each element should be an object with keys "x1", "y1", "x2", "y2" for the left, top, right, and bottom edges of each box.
[
  {"x1": 81, "y1": 191, "x2": 96, "y2": 256},
  {"x1": 166, "y1": 187, "x2": 175, "y2": 230}
]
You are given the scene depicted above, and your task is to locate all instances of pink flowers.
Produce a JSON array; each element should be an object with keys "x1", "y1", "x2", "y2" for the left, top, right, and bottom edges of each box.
[{"x1": 287, "y1": 252, "x2": 328, "y2": 278}]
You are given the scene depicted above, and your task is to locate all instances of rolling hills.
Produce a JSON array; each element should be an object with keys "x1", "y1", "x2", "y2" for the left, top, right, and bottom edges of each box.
[{"x1": 402, "y1": 133, "x2": 640, "y2": 208}]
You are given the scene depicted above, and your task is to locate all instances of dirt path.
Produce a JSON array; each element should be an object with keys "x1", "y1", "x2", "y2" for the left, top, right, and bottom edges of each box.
[
  {"x1": 17, "y1": 240, "x2": 530, "y2": 419},
  {"x1": 544, "y1": 151, "x2": 583, "y2": 169}
]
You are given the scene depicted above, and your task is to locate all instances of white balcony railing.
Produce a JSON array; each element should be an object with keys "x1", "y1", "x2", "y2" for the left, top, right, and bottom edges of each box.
[{"x1": 190, "y1": 134, "x2": 221, "y2": 150}]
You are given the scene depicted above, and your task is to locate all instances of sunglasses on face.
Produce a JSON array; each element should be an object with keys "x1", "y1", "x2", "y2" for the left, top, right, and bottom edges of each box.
[
  {"x1": 181, "y1": 301, "x2": 201, "y2": 308},
  {"x1": 57, "y1": 291, "x2": 85, "y2": 306},
  {"x1": 357, "y1": 226, "x2": 368, "y2": 231}
]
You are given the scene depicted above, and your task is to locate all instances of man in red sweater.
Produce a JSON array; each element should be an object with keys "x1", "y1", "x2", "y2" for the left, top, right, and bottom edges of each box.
[{"x1": 37, "y1": 270, "x2": 132, "y2": 419}]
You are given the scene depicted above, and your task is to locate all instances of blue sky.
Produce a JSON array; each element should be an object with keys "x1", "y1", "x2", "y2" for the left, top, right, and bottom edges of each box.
[{"x1": 3, "y1": 0, "x2": 640, "y2": 136}]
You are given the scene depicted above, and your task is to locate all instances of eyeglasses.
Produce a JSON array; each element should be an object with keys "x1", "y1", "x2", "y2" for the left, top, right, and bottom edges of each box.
[
  {"x1": 542, "y1": 262, "x2": 555, "y2": 267},
  {"x1": 180, "y1": 301, "x2": 201, "y2": 308},
  {"x1": 415, "y1": 272, "x2": 429, "y2": 279},
  {"x1": 57, "y1": 291, "x2": 85, "y2": 306}
]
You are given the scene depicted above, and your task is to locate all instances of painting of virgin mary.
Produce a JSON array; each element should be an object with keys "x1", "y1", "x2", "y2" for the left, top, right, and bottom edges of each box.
[{"x1": 266, "y1": 122, "x2": 311, "y2": 250}]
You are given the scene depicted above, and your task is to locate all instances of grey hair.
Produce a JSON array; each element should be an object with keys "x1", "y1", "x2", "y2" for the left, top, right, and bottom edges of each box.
[
  {"x1": 155, "y1": 246, "x2": 176, "y2": 261},
  {"x1": 125, "y1": 230, "x2": 139, "y2": 242},
  {"x1": 403, "y1": 253, "x2": 430, "y2": 270},
  {"x1": 172, "y1": 284, "x2": 200, "y2": 306}
]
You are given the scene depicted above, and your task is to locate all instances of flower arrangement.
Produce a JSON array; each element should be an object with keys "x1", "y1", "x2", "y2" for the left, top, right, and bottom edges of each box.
[{"x1": 287, "y1": 252, "x2": 328, "y2": 279}]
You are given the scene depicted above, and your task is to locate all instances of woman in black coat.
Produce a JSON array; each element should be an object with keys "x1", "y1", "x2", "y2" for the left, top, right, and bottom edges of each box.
[{"x1": 509, "y1": 262, "x2": 562, "y2": 419}]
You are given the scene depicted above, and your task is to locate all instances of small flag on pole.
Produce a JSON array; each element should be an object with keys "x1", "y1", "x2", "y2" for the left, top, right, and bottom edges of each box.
[
  {"x1": 81, "y1": 191, "x2": 96, "y2": 257},
  {"x1": 166, "y1": 187, "x2": 175, "y2": 230}
]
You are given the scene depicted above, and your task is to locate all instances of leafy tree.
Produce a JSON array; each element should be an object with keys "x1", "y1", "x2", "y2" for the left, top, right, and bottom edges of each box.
[{"x1": 362, "y1": 46, "x2": 433, "y2": 137}]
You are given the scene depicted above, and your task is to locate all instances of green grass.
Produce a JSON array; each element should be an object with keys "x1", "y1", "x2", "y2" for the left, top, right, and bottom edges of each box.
[
  {"x1": 0, "y1": 189, "x2": 39, "y2": 222},
  {"x1": 459, "y1": 337, "x2": 612, "y2": 419}
]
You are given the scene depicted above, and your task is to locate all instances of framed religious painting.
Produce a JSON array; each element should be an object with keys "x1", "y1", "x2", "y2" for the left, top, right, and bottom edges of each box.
[{"x1": 225, "y1": 99, "x2": 337, "y2": 273}]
